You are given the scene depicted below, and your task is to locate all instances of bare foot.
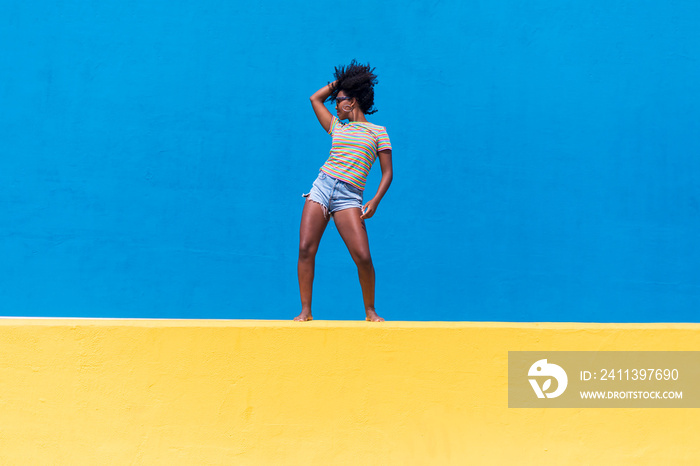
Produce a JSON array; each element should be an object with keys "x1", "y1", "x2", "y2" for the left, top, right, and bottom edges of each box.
[
  {"x1": 365, "y1": 309, "x2": 385, "y2": 322},
  {"x1": 293, "y1": 310, "x2": 313, "y2": 321}
]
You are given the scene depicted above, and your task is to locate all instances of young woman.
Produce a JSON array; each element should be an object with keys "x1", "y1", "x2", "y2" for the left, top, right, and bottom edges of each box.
[{"x1": 294, "y1": 61, "x2": 393, "y2": 322}]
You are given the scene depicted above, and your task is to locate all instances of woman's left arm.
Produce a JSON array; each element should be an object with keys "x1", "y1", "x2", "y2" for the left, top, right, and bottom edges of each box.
[{"x1": 361, "y1": 150, "x2": 393, "y2": 220}]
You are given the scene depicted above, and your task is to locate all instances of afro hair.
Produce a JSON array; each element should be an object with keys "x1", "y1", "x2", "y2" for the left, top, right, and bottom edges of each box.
[{"x1": 327, "y1": 60, "x2": 379, "y2": 115}]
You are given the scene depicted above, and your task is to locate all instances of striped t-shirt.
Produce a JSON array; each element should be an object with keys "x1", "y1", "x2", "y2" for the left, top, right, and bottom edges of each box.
[{"x1": 320, "y1": 116, "x2": 392, "y2": 190}]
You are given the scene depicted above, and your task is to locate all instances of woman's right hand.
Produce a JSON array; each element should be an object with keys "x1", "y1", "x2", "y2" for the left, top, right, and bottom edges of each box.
[{"x1": 309, "y1": 80, "x2": 338, "y2": 133}]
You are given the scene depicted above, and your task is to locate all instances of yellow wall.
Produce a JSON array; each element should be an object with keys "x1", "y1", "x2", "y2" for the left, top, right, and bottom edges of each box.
[{"x1": 1, "y1": 319, "x2": 698, "y2": 465}]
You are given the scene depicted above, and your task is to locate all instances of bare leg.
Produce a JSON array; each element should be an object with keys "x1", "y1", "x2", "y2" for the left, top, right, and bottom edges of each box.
[
  {"x1": 333, "y1": 208, "x2": 385, "y2": 322},
  {"x1": 295, "y1": 200, "x2": 330, "y2": 321}
]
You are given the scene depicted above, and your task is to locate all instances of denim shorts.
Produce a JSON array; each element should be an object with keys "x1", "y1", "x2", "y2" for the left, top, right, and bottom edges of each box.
[{"x1": 303, "y1": 171, "x2": 363, "y2": 218}]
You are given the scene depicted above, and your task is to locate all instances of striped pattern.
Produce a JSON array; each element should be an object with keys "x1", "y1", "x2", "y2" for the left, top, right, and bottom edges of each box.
[{"x1": 320, "y1": 116, "x2": 392, "y2": 190}]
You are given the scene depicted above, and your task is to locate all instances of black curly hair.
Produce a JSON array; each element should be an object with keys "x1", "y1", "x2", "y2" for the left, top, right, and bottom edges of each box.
[{"x1": 327, "y1": 60, "x2": 379, "y2": 115}]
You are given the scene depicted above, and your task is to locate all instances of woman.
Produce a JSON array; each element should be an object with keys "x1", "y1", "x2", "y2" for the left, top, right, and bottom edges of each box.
[{"x1": 294, "y1": 60, "x2": 393, "y2": 322}]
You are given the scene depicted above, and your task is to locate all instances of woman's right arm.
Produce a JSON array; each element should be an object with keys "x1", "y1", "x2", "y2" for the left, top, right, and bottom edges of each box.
[{"x1": 310, "y1": 80, "x2": 337, "y2": 133}]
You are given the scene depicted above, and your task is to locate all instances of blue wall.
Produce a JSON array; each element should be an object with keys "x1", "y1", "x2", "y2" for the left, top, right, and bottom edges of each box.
[{"x1": 2, "y1": 0, "x2": 699, "y2": 321}]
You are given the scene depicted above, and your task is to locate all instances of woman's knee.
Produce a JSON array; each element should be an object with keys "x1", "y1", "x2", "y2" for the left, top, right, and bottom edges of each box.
[
  {"x1": 352, "y1": 250, "x2": 373, "y2": 269},
  {"x1": 298, "y1": 241, "x2": 318, "y2": 261}
]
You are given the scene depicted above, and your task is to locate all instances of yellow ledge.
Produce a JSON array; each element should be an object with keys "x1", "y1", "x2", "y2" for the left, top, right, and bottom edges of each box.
[{"x1": 0, "y1": 318, "x2": 698, "y2": 465}]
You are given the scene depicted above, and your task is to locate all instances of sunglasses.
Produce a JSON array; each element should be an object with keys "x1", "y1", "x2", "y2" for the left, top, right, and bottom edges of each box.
[{"x1": 336, "y1": 96, "x2": 353, "y2": 102}]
